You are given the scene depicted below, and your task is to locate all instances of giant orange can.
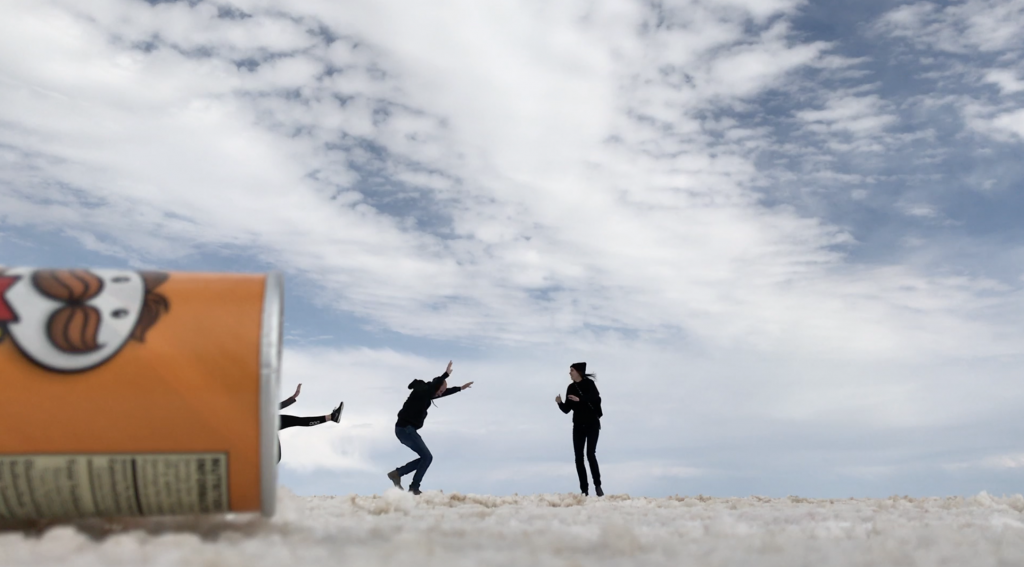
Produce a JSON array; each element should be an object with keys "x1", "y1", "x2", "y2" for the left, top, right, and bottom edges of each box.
[{"x1": 0, "y1": 268, "x2": 281, "y2": 519}]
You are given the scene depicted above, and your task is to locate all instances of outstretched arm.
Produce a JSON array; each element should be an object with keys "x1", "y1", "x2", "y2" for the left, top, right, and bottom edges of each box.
[
  {"x1": 280, "y1": 383, "x2": 301, "y2": 409},
  {"x1": 438, "y1": 381, "x2": 473, "y2": 398},
  {"x1": 431, "y1": 362, "x2": 452, "y2": 383},
  {"x1": 438, "y1": 386, "x2": 460, "y2": 398}
]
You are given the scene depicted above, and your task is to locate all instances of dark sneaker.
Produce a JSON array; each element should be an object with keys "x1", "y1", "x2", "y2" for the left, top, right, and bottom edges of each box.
[
  {"x1": 330, "y1": 402, "x2": 344, "y2": 423},
  {"x1": 595, "y1": 486, "x2": 604, "y2": 497},
  {"x1": 409, "y1": 486, "x2": 422, "y2": 496},
  {"x1": 387, "y1": 469, "x2": 403, "y2": 490}
]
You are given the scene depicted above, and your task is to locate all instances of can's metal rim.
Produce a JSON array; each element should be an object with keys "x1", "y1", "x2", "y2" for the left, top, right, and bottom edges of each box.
[{"x1": 259, "y1": 271, "x2": 283, "y2": 517}]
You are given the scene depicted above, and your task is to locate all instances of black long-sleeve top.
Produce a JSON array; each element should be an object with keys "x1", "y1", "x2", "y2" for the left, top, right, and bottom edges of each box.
[
  {"x1": 558, "y1": 378, "x2": 602, "y2": 426},
  {"x1": 396, "y1": 372, "x2": 462, "y2": 430},
  {"x1": 280, "y1": 397, "x2": 296, "y2": 410}
]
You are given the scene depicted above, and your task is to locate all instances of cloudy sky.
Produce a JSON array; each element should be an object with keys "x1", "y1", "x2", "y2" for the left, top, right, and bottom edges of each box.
[{"x1": 2, "y1": 0, "x2": 1023, "y2": 498}]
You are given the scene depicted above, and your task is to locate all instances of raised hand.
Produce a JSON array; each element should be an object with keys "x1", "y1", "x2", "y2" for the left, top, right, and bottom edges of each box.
[
  {"x1": 461, "y1": 381, "x2": 474, "y2": 390},
  {"x1": 446, "y1": 360, "x2": 454, "y2": 375},
  {"x1": 292, "y1": 383, "x2": 302, "y2": 399},
  {"x1": 556, "y1": 394, "x2": 563, "y2": 404}
]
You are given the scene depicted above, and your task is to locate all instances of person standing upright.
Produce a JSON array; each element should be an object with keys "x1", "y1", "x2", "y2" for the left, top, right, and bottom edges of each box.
[
  {"x1": 387, "y1": 361, "x2": 474, "y2": 495},
  {"x1": 556, "y1": 362, "x2": 603, "y2": 496}
]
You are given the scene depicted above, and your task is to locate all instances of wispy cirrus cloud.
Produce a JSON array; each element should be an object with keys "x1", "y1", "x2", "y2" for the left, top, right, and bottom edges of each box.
[
  {"x1": 2, "y1": 0, "x2": 1022, "y2": 356},
  {"x1": 3, "y1": 0, "x2": 1024, "y2": 497},
  {"x1": 873, "y1": 0, "x2": 1024, "y2": 145},
  {"x1": 796, "y1": 93, "x2": 897, "y2": 138},
  {"x1": 875, "y1": 0, "x2": 1024, "y2": 53}
]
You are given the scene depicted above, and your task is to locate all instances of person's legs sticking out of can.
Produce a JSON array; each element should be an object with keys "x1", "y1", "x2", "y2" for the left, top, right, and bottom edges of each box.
[{"x1": 277, "y1": 383, "x2": 344, "y2": 463}]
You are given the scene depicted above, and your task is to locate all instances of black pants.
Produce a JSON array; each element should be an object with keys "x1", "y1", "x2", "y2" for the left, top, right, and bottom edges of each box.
[
  {"x1": 280, "y1": 415, "x2": 326, "y2": 429},
  {"x1": 277, "y1": 415, "x2": 327, "y2": 462},
  {"x1": 573, "y1": 423, "x2": 601, "y2": 493}
]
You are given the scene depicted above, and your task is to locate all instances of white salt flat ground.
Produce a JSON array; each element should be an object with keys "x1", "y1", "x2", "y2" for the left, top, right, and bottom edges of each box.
[{"x1": 3, "y1": 488, "x2": 1024, "y2": 566}]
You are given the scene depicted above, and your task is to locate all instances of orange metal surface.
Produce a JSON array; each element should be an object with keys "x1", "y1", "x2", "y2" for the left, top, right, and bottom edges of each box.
[{"x1": 0, "y1": 270, "x2": 266, "y2": 513}]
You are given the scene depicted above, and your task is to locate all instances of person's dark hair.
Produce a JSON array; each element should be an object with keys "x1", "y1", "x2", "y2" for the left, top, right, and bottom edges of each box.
[
  {"x1": 570, "y1": 362, "x2": 596, "y2": 381},
  {"x1": 409, "y1": 378, "x2": 447, "y2": 394}
]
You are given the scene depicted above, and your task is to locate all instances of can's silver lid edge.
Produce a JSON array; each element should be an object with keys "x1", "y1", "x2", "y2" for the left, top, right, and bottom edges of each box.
[{"x1": 259, "y1": 271, "x2": 283, "y2": 517}]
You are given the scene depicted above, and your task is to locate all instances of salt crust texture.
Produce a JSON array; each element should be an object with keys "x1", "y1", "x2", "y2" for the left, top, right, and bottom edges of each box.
[{"x1": 2, "y1": 488, "x2": 1024, "y2": 566}]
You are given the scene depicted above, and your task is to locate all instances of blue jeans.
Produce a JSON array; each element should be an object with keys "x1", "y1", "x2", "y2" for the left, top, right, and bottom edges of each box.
[{"x1": 395, "y1": 425, "x2": 433, "y2": 489}]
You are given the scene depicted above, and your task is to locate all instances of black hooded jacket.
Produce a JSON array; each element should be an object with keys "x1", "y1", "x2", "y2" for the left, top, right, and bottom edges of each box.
[
  {"x1": 396, "y1": 371, "x2": 462, "y2": 430},
  {"x1": 558, "y1": 378, "x2": 602, "y2": 426}
]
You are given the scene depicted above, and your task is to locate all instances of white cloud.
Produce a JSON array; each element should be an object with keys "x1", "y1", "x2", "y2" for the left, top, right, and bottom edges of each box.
[
  {"x1": 794, "y1": 92, "x2": 899, "y2": 154},
  {"x1": 1, "y1": 0, "x2": 1022, "y2": 362},
  {"x1": 984, "y1": 69, "x2": 1024, "y2": 94},
  {"x1": 945, "y1": 453, "x2": 1024, "y2": 471},
  {"x1": 901, "y1": 204, "x2": 939, "y2": 218},
  {"x1": 873, "y1": 1, "x2": 1024, "y2": 146},
  {"x1": 987, "y1": 108, "x2": 1024, "y2": 138},
  {"x1": 986, "y1": 454, "x2": 1024, "y2": 469},
  {"x1": 2, "y1": 0, "x2": 1024, "y2": 496},
  {"x1": 876, "y1": 0, "x2": 1024, "y2": 54},
  {"x1": 797, "y1": 94, "x2": 897, "y2": 136},
  {"x1": 962, "y1": 102, "x2": 1024, "y2": 142}
]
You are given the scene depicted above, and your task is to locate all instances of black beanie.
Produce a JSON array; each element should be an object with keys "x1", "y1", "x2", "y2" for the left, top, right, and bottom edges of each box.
[{"x1": 571, "y1": 362, "x2": 587, "y2": 377}]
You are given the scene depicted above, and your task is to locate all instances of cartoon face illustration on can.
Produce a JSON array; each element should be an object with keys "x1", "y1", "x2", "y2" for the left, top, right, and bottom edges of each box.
[{"x1": 0, "y1": 268, "x2": 169, "y2": 372}]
